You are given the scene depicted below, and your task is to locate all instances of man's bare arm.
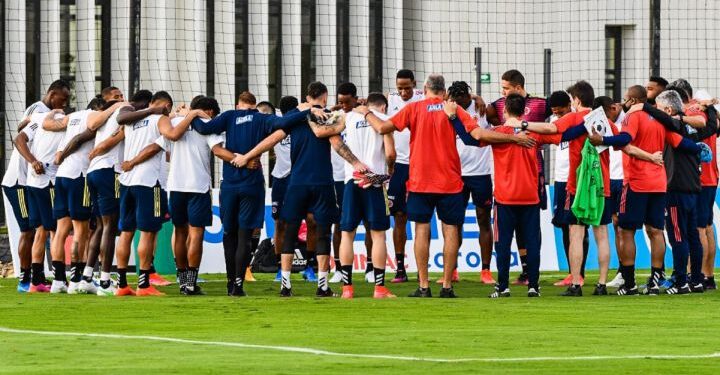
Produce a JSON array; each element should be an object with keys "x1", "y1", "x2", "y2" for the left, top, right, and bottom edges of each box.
[
  {"x1": 88, "y1": 102, "x2": 129, "y2": 130},
  {"x1": 58, "y1": 129, "x2": 96, "y2": 164},
  {"x1": 622, "y1": 145, "x2": 663, "y2": 166},
  {"x1": 383, "y1": 134, "x2": 396, "y2": 175},
  {"x1": 211, "y1": 144, "x2": 235, "y2": 163},
  {"x1": 89, "y1": 127, "x2": 124, "y2": 160},
  {"x1": 116, "y1": 106, "x2": 163, "y2": 125},
  {"x1": 42, "y1": 110, "x2": 68, "y2": 132},
  {"x1": 330, "y1": 134, "x2": 367, "y2": 172},
  {"x1": 16, "y1": 118, "x2": 31, "y2": 133},
  {"x1": 121, "y1": 144, "x2": 163, "y2": 172},
  {"x1": 229, "y1": 129, "x2": 287, "y2": 168},
  {"x1": 15, "y1": 132, "x2": 44, "y2": 175}
]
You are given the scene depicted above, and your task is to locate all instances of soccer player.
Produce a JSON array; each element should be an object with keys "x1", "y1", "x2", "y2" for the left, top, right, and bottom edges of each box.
[
  {"x1": 447, "y1": 81, "x2": 495, "y2": 284},
  {"x1": 164, "y1": 96, "x2": 228, "y2": 295},
  {"x1": 587, "y1": 86, "x2": 670, "y2": 295},
  {"x1": 115, "y1": 91, "x2": 184, "y2": 296},
  {"x1": 453, "y1": 94, "x2": 561, "y2": 297},
  {"x1": 3, "y1": 80, "x2": 70, "y2": 292},
  {"x1": 270, "y1": 96, "x2": 298, "y2": 282},
  {"x1": 645, "y1": 76, "x2": 668, "y2": 104},
  {"x1": 335, "y1": 82, "x2": 384, "y2": 284},
  {"x1": 592, "y1": 96, "x2": 627, "y2": 289},
  {"x1": 193, "y1": 91, "x2": 318, "y2": 296},
  {"x1": 506, "y1": 81, "x2": 614, "y2": 296},
  {"x1": 51, "y1": 96, "x2": 109, "y2": 294},
  {"x1": 86, "y1": 90, "x2": 152, "y2": 295},
  {"x1": 486, "y1": 69, "x2": 551, "y2": 285},
  {"x1": 21, "y1": 106, "x2": 68, "y2": 294},
  {"x1": 630, "y1": 90, "x2": 716, "y2": 294},
  {"x1": 547, "y1": 91, "x2": 589, "y2": 288},
  {"x1": 233, "y1": 82, "x2": 365, "y2": 297},
  {"x1": 357, "y1": 74, "x2": 535, "y2": 298},
  {"x1": 337, "y1": 92, "x2": 396, "y2": 299},
  {"x1": 386, "y1": 69, "x2": 424, "y2": 283}
]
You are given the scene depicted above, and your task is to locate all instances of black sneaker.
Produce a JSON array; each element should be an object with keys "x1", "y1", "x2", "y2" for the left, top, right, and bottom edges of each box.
[
  {"x1": 666, "y1": 283, "x2": 690, "y2": 295},
  {"x1": 489, "y1": 287, "x2": 510, "y2": 298},
  {"x1": 184, "y1": 285, "x2": 206, "y2": 296},
  {"x1": 280, "y1": 287, "x2": 292, "y2": 297},
  {"x1": 527, "y1": 287, "x2": 540, "y2": 297},
  {"x1": 561, "y1": 284, "x2": 582, "y2": 297},
  {"x1": 392, "y1": 270, "x2": 408, "y2": 283},
  {"x1": 226, "y1": 280, "x2": 233, "y2": 296},
  {"x1": 439, "y1": 287, "x2": 457, "y2": 298},
  {"x1": 616, "y1": 285, "x2": 639, "y2": 296},
  {"x1": 230, "y1": 285, "x2": 246, "y2": 297},
  {"x1": 316, "y1": 287, "x2": 335, "y2": 297},
  {"x1": 408, "y1": 287, "x2": 432, "y2": 298},
  {"x1": 592, "y1": 284, "x2": 608, "y2": 296},
  {"x1": 704, "y1": 277, "x2": 717, "y2": 290},
  {"x1": 644, "y1": 285, "x2": 660, "y2": 296},
  {"x1": 690, "y1": 283, "x2": 705, "y2": 293}
]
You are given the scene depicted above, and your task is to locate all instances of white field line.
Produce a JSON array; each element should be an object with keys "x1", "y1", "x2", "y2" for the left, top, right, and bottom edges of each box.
[{"x1": 0, "y1": 326, "x2": 718, "y2": 363}]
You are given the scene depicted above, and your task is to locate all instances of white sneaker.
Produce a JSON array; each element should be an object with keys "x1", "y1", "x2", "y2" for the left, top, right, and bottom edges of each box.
[
  {"x1": 329, "y1": 271, "x2": 343, "y2": 283},
  {"x1": 78, "y1": 280, "x2": 97, "y2": 294},
  {"x1": 50, "y1": 281, "x2": 68, "y2": 294},
  {"x1": 365, "y1": 271, "x2": 374, "y2": 283},
  {"x1": 607, "y1": 273, "x2": 625, "y2": 288},
  {"x1": 96, "y1": 284, "x2": 116, "y2": 296},
  {"x1": 67, "y1": 281, "x2": 81, "y2": 294}
]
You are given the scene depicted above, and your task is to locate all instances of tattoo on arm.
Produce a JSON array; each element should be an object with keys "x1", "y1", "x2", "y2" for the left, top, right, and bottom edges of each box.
[{"x1": 334, "y1": 142, "x2": 360, "y2": 165}]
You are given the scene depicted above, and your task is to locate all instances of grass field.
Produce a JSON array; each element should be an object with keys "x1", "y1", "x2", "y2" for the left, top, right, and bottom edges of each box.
[{"x1": 1, "y1": 271, "x2": 719, "y2": 374}]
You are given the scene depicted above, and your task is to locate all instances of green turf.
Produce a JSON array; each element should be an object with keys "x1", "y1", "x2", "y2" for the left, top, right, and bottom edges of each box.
[{"x1": 0, "y1": 271, "x2": 719, "y2": 374}]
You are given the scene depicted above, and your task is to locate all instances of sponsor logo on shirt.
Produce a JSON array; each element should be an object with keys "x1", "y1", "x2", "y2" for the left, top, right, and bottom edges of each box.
[
  {"x1": 280, "y1": 135, "x2": 291, "y2": 145},
  {"x1": 236, "y1": 115, "x2": 253, "y2": 125},
  {"x1": 69, "y1": 119, "x2": 82, "y2": 127},
  {"x1": 355, "y1": 120, "x2": 370, "y2": 129},
  {"x1": 427, "y1": 103, "x2": 444, "y2": 112},
  {"x1": 132, "y1": 119, "x2": 149, "y2": 130}
]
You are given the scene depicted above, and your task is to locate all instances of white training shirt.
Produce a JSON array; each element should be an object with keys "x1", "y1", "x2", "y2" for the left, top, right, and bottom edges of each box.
[
  {"x1": 2, "y1": 101, "x2": 50, "y2": 187},
  {"x1": 388, "y1": 89, "x2": 424, "y2": 165},
  {"x1": 550, "y1": 114, "x2": 570, "y2": 183},
  {"x1": 609, "y1": 110, "x2": 625, "y2": 180},
  {"x1": 343, "y1": 110, "x2": 388, "y2": 182},
  {"x1": 331, "y1": 129, "x2": 347, "y2": 182},
  {"x1": 457, "y1": 100, "x2": 492, "y2": 176},
  {"x1": 165, "y1": 117, "x2": 224, "y2": 193},
  {"x1": 56, "y1": 110, "x2": 93, "y2": 179},
  {"x1": 88, "y1": 107, "x2": 126, "y2": 174},
  {"x1": 119, "y1": 114, "x2": 167, "y2": 188},
  {"x1": 24, "y1": 112, "x2": 66, "y2": 188},
  {"x1": 271, "y1": 134, "x2": 291, "y2": 179}
]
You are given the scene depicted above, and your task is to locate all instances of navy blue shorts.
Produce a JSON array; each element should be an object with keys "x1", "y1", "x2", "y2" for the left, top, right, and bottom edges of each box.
[
  {"x1": 617, "y1": 184, "x2": 666, "y2": 230},
  {"x1": 2, "y1": 185, "x2": 32, "y2": 232},
  {"x1": 340, "y1": 182, "x2": 390, "y2": 231},
  {"x1": 54, "y1": 176, "x2": 92, "y2": 221},
  {"x1": 407, "y1": 191, "x2": 465, "y2": 225},
  {"x1": 87, "y1": 168, "x2": 120, "y2": 216},
  {"x1": 563, "y1": 193, "x2": 612, "y2": 226},
  {"x1": 607, "y1": 179, "x2": 624, "y2": 216},
  {"x1": 220, "y1": 184, "x2": 265, "y2": 231},
  {"x1": 334, "y1": 181, "x2": 345, "y2": 215},
  {"x1": 696, "y1": 186, "x2": 717, "y2": 227},
  {"x1": 387, "y1": 163, "x2": 408, "y2": 215},
  {"x1": 281, "y1": 184, "x2": 339, "y2": 225},
  {"x1": 119, "y1": 184, "x2": 169, "y2": 232},
  {"x1": 551, "y1": 181, "x2": 567, "y2": 227},
  {"x1": 170, "y1": 191, "x2": 212, "y2": 227},
  {"x1": 271, "y1": 176, "x2": 289, "y2": 220},
  {"x1": 26, "y1": 184, "x2": 56, "y2": 231},
  {"x1": 462, "y1": 175, "x2": 493, "y2": 210}
]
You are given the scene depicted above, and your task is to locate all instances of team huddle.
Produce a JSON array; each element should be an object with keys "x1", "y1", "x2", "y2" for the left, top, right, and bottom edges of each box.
[{"x1": 3, "y1": 68, "x2": 718, "y2": 298}]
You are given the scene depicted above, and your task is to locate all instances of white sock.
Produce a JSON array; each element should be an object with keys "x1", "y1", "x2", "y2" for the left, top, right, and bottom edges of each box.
[
  {"x1": 318, "y1": 271, "x2": 329, "y2": 291},
  {"x1": 100, "y1": 272, "x2": 111, "y2": 281},
  {"x1": 83, "y1": 266, "x2": 94, "y2": 278},
  {"x1": 52, "y1": 280, "x2": 65, "y2": 287},
  {"x1": 281, "y1": 271, "x2": 292, "y2": 290}
]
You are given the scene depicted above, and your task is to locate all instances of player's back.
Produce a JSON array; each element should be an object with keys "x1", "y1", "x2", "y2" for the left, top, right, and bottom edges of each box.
[
  {"x1": 88, "y1": 106, "x2": 125, "y2": 174},
  {"x1": 120, "y1": 114, "x2": 163, "y2": 187},
  {"x1": 343, "y1": 110, "x2": 387, "y2": 180},
  {"x1": 622, "y1": 111, "x2": 667, "y2": 192},
  {"x1": 57, "y1": 109, "x2": 93, "y2": 178},
  {"x1": 490, "y1": 126, "x2": 543, "y2": 205},
  {"x1": 288, "y1": 110, "x2": 333, "y2": 186}
]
